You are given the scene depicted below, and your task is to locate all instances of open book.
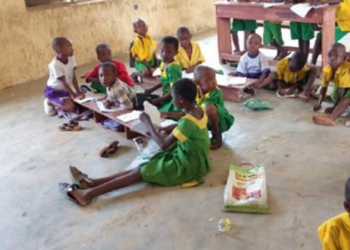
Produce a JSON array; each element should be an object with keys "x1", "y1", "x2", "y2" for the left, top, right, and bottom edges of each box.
[
  {"x1": 217, "y1": 75, "x2": 247, "y2": 88},
  {"x1": 74, "y1": 92, "x2": 105, "y2": 104},
  {"x1": 96, "y1": 101, "x2": 122, "y2": 113}
]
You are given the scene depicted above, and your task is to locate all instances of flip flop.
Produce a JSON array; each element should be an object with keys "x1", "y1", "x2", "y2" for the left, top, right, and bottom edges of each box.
[
  {"x1": 69, "y1": 166, "x2": 92, "y2": 189},
  {"x1": 59, "y1": 121, "x2": 84, "y2": 132},
  {"x1": 99, "y1": 140, "x2": 120, "y2": 158},
  {"x1": 312, "y1": 116, "x2": 336, "y2": 126},
  {"x1": 58, "y1": 183, "x2": 85, "y2": 205},
  {"x1": 244, "y1": 99, "x2": 272, "y2": 111}
]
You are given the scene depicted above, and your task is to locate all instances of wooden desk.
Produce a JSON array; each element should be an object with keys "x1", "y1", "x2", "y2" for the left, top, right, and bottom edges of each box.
[{"x1": 215, "y1": 2, "x2": 338, "y2": 66}]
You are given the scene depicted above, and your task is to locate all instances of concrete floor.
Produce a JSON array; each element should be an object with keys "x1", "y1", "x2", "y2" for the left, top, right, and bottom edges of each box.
[{"x1": 1, "y1": 29, "x2": 350, "y2": 250}]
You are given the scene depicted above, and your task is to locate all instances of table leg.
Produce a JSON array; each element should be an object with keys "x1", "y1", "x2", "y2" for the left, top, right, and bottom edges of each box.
[
  {"x1": 322, "y1": 9, "x2": 335, "y2": 67},
  {"x1": 94, "y1": 111, "x2": 108, "y2": 123},
  {"x1": 216, "y1": 15, "x2": 232, "y2": 63}
]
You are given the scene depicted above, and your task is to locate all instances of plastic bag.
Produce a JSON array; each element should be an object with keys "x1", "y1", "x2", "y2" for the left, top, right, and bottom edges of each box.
[
  {"x1": 244, "y1": 99, "x2": 272, "y2": 111},
  {"x1": 223, "y1": 163, "x2": 268, "y2": 213}
]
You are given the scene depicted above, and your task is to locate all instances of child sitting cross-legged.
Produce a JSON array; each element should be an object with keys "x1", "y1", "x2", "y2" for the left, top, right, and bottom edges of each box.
[
  {"x1": 175, "y1": 26, "x2": 205, "y2": 73},
  {"x1": 230, "y1": 34, "x2": 271, "y2": 91},
  {"x1": 59, "y1": 78, "x2": 211, "y2": 206},
  {"x1": 195, "y1": 66, "x2": 235, "y2": 150},
  {"x1": 44, "y1": 37, "x2": 85, "y2": 117},
  {"x1": 317, "y1": 177, "x2": 350, "y2": 249},
  {"x1": 144, "y1": 36, "x2": 183, "y2": 113},
  {"x1": 313, "y1": 43, "x2": 350, "y2": 126},
  {"x1": 257, "y1": 52, "x2": 317, "y2": 101},
  {"x1": 84, "y1": 44, "x2": 134, "y2": 94}
]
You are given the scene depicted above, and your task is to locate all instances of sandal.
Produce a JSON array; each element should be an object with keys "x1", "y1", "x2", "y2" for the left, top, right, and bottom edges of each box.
[
  {"x1": 58, "y1": 183, "x2": 90, "y2": 206},
  {"x1": 59, "y1": 121, "x2": 84, "y2": 132},
  {"x1": 69, "y1": 166, "x2": 93, "y2": 189},
  {"x1": 99, "y1": 140, "x2": 120, "y2": 158}
]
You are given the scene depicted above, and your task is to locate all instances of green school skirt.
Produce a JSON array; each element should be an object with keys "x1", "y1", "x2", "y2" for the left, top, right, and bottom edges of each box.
[
  {"x1": 290, "y1": 22, "x2": 314, "y2": 40},
  {"x1": 90, "y1": 82, "x2": 107, "y2": 94},
  {"x1": 231, "y1": 19, "x2": 257, "y2": 32},
  {"x1": 263, "y1": 21, "x2": 284, "y2": 46},
  {"x1": 134, "y1": 58, "x2": 157, "y2": 72}
]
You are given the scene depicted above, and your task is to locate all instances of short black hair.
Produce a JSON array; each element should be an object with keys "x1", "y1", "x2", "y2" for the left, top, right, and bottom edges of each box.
[
  {"x1": 291, "y1": 51, "x2": 308, "y2": 66},
  {"x1": 52, "y1": 37, "x2": 69, "y2": 51},
  {"x1": 177, "y1": 26, "x2": 190, "y2": 36},
  {"x1": 346, "y1": 177, "x2": 350, "y2": 202},
  {"x1": 331, "y1": 43, "x2": 346, "y2": 52},
  {"x1": 194, "y1": 65, "x2": 215, "y2": 80},
  {"x1": 100, "y1": 62, "x2": 117, "y2": 75},
  {"x1": 96, "y1": 44, "x2": 110, "y2": 54},
  {"x1": 172, "y1": 78, "x2": 197, "y2": 103},
  {"x1": 161, "y1": 36, "x2": 179, "y2": 51}
]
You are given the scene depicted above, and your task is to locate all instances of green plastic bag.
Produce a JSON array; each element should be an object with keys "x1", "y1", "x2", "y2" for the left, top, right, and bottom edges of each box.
[
  {"x1": 244, "y1": 99, "x2": 272, "y2": 111},
  {"x1": 224, "y1": 163, "x2": 268, "y2": 214}
]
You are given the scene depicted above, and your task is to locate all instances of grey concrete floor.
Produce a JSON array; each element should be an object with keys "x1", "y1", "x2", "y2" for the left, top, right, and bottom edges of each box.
[{"x1": 1, "y1": 29, "x2": 350, "y2": 250}]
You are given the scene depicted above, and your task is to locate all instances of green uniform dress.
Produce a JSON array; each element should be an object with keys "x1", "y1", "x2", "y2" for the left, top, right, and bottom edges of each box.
[
  {"x1": 231, "y1": 19, "x2": 257, "y2": 32},
  {"x1": 158, "y1": 61, "x2": 183, "y2": 113},
  {"x1": 141, "y1": 113, "x2": 211, "y2": 186},
  {"x1": 197, "y1": 88, "x2": 234, "y2": 133}
]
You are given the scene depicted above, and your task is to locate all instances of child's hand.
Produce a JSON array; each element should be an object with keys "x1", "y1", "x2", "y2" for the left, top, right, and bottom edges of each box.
[
  {"x1": 313, "y1": 104, "x2": 321, "y2": 112},
  {"x1": 103, "y1": 101, "x2": 112, "y2": 109},
  {"x1": 139, "y1": 112, "x2": 151, "y2": 124},
  {"x1": 144, "y1": 89, "x2": 153, "y2": 95},
  {"x1": 151, "y1": 98, "x2": 162, "y2": 106},
  {"x1": 76, "y1": 93, "x2": 85, "y2": 100}
]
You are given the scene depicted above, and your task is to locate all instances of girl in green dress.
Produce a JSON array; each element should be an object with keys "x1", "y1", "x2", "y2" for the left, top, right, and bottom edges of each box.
[
  {"x1": 59, "y1": 78, "x2": 211, "y2": 206},
  {"x1": 144, "y1": 36, "x2": 182, "y2": 113},
  {"x1": 194, "y1": 66, "x2": 235, "y2": 150}
]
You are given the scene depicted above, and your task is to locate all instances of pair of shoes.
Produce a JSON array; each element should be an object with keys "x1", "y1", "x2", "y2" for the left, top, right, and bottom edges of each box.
[{"x1": 44, "y1": 98, "x2": 56, "y2": 116}]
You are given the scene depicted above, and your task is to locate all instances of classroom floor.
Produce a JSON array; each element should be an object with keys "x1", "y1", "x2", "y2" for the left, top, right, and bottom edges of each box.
[{"x1": 1, "y1": 29, "x2": 350, "y2": 250}]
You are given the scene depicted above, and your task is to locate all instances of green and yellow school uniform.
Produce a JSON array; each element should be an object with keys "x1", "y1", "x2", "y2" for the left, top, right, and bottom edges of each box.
[
  {"x1": 131, "y1": 34, "x2": 157, "y2": 72},
  {"x1": 231, "y1": 19, "x2": 257, "y2": 32},
  {"x1": 141, "y1": 113, "x2": 211, "y2": 186},
  {"x1": 276, "y1": 57, "x2": 309, "y2": 84},
  {"x1": 263, "y1": 21, "x2": 284, "y2": 46},
  {"x1": 197, "y1": 88, "x2": 234, "y2": 133},
  {"x1": 158, "y1": 61, "x2": 183, "y2": 113},
  {"x1": 321, "y1": 61, "x2": 350, "y2": 102}
]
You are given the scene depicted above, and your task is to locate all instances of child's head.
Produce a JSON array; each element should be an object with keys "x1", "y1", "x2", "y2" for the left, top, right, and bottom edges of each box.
[
  {"x1": 194, "y1": 65, "x2": 217, "y2": 93},
  {"x1": 171, "y1": 78, "x2": 197, "y2": 109},
  {"x1": 176, "y1": 26, "x2": 192, "y2": 49},
  {"x1": 96, "y1": 44, "x2": 112, "y2": 63},
  {"x1": 344, "y1": 177, "x2": 350, "y2": 214},
  {"x1": 328, "y1": 43, "x2": 346, "y2": 69},
  {"x1": 133, "y1": 18, "x2": 148, "y2": 37},
  {"x1": 52, "y1": 37, "x2": 73, "y2": 57},
  {"x1": 160, "y1": 36, "x2": 179, "y2": 63},
  {"x1": 246, "y1": 34, "x2": 262, "y2": 56},
  {"x1": 288, "y1": 52, "x2": 307, "y2": 72},
  {"x1": 99, "y1": 62, "x2": 117, "y2": 87}
]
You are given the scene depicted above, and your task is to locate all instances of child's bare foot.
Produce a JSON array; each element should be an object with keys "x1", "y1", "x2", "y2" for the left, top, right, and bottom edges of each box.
[
  {"x1": 312, "y1": 116, "x2": 336, "y2": 126},
  {"x1": 298, "y1": 93, "x2": 309, "y2": 102},
  {"x1": 69, "y1": 166, "x2": 94, "y2": 189},
  {"x1": 325, "y1": 107, "x2": 335, "y2": 114},
  {"x1": 210, "y1": 134, "x2": 222, "y2": 150},
  {"x1": 59, "y1": 183, "x2": 91, "y2": 206},
  {"x1": 275, "y1": 50, "x2": 290, "y2": 61}
]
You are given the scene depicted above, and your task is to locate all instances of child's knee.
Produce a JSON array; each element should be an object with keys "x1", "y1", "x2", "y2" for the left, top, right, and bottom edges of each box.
[
  {"x1": 63, "y1": 99, "x2": 77, "y2": 112},
  {"x1": 205, "y1": 104, "x2": 217, "y2": 116}
]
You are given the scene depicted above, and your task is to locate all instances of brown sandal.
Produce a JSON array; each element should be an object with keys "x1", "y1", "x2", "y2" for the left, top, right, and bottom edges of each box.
[{"x1": 99, "y1": 140, "x2": 120, "y2": 158}]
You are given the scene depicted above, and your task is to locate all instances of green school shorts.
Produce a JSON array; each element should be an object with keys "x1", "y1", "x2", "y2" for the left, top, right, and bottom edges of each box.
[
  {"x1": 90, "y1": 82, "x2": 107, "y2": 94},
  {"x1": 290, "y1": 22, "x2": 314, "y2": 41},
  {"x1": 316, "y1": 26, "x2": 349, "y2": 42},
  {"x1": 134, "y1": 58, "x2": 157, "y2": 72},
  {"x1": 330, "y1": 87, "x2": 350, "y2": 103},
  {"x1": 231, "y1": 19, "x2": 257, "y2": 32},
  {"x1": 263, "y1": 21, "x2": 284, "y2": 46}
]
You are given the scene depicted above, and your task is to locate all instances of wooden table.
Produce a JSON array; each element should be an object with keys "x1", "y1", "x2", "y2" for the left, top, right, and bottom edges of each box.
[{"x1": 215, "y1": 2, "x2": 338, "y2": 66}]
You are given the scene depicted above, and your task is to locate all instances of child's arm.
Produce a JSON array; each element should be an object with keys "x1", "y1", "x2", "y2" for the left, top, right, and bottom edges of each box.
[
  {"x1": 253, "y1": 72, "x2": 276, "y2": 89},
  {"x1": 313, "y1": 87, "x2": 327, "y2": 111},
  {"x1": 325, "y1": 87, "x2": 345, "y2": 114},
  {"x1": 59, "y1": 76, "x2": 78, "y2": 98},
  {"x1": 140, "y1": 113, "x2": 177, "y2": 150},
  {"x1": 72, "y1": 71, "x2": 84, "y2": 99},
  {"x1": 144, "y1": 83, "x2": 162, "y2": 95},
  {"x1": 185, "y1": 62, "x2": 203, "y2": 74},
  {"x1": 250, "y1": 71, "x2": 270, "y2": 88},
  {"x1": 85, "y1": 65, "x2": 100, "y2": 83},
  {"x1": 152, "y1": 92, "x2": 171, "y2": 106}
]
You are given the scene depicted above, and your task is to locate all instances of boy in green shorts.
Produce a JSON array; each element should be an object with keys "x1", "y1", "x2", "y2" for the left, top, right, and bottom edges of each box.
[
  {"x1": 263, "y1": 21, "x2": 289, "y2": 60},
  {"x1": 231, "y1": 19, "x2": 257, "y2": 54},
  {"x1": 290, "y1": 21, "x2": 314, "y2": 56}
]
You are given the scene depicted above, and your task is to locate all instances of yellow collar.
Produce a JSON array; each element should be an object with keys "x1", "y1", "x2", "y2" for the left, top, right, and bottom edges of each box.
[{"x1": 185, "y1": 110, "x2": 208, "y2": 129}]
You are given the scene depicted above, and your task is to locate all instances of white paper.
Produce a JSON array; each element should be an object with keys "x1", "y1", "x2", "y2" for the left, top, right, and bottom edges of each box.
[
  {"x1": 290, "y1": 3, "x2": 328, "y2": 18},
  {"x1": 152, "y1": 67, "x2": 161, "y2": 77},
  {"x1": 264, "y1": 2, "x2": 284, "y2": 8},
  {"x1": 96, "y1": 101, "x2": 122, "y2": 113},
  {"x1": 74, "y1": 92, "x2": 105, "y2": 104},
  {"x1": 182, "y1": 71, "x2": 194, "y2": 79},
  {"x1": 144, "y1": 101, "x2": 162, "y2": 126},
  {"x1": 117, "y1": 110, "x2": 142, "y2": 123},
  {"x1": 161, "y1": 119, "x2": 178, "y2": 127},
  {"x1": 217, "y1": 75, "x2": 247, "y2": 88}
]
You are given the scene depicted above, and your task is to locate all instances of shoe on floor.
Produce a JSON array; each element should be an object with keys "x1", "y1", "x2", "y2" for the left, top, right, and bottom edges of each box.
[{"x1": 44, "y1": 98, "x2": 56, "y2": 116}]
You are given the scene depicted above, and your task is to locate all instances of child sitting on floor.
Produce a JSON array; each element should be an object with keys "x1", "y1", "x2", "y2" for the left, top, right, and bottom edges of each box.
[
  {"x1": 257, "y1": 52, "x2": 317, "y2": 101},
  {"x1": 313, "y1": 43, "x2": 350, "y2": 126},
  {"x1": 44, "y1": 37, "x2": 84, "y2": 116},
  {"x1": 99, "y1": 62, "x2": 135, "y2": 110},
  {"x1": 59, "y1": 78, "x2": 211, "y2": 206},
  {"x1": 84, "y1": 44, "x2": 134, "y2": 94},
  {"x1": 144, "y1": 36, "x2": 183, "y2": 113},
  {"x1": 317, "y1": 177, "x2": 350, "y2": 249},
  {"x1": 231, "y1": 34, "x2": 270, "y2": 89},
  {"x1": 175, "y1": 26, "x2": 205, "y2": 73},
  {"x1": 195, "y1": 66, "x2": 235, "y2": 150},
  {"x1": 130, "y1": 18, "x2": 158, "y2": 81}
]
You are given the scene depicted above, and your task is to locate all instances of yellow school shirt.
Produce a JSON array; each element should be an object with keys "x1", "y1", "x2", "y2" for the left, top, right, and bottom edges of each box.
[
  {"x1": 318, "y1": 212, "x2": 350, "y2": 250},
  {"x1": 336, "y1": 0, "x2": 350, "y2": 32},
  {"x1": 276, "y1": 57, "x2": 309, "y2": 84},
  {"x1": 321, "y1": 61, "x2": 350, "y2": 88},
  {"x1": 175, "y1": 42, "x2": 205, "y2": 69},
  {"x1": 131, "y1": 34, "x2": 157, "y2": 62}
]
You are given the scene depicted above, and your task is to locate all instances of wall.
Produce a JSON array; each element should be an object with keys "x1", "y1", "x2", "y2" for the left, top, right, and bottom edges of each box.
[{"x1": 0, "y1": 0, "x2": 216, "y2": 90}]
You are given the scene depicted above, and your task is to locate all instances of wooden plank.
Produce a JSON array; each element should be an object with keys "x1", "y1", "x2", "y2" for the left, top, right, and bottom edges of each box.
[
  {"x1": 321, "y1": 7, "x2": 336, "y2": 67},
  {"x1": 216, "y1": 16, "x2": 232, "y2": 63}
]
